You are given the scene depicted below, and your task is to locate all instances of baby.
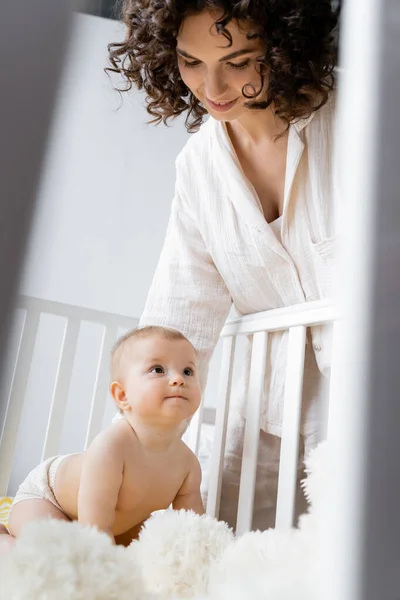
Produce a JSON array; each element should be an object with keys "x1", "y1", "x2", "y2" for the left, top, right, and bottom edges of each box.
[{"x1": 0, "y1": 325, "x2": 204, "y2": 552}]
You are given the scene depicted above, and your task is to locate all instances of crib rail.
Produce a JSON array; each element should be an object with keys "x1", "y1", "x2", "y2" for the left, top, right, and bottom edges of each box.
[
  {"x1": 0, "y1": 294, "x2": 338, "y2": 538},
  {"x1": 0, "y1": 295, "x2": 137, "y2": 496},
  {"x1": 206, "y1": 298, "x2": 339, "y2": 535}
]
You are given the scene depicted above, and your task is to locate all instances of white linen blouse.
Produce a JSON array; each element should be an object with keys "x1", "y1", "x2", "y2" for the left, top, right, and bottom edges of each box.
[{"x1": 139, "y1": 92, "x2": 338, "y2": 436}]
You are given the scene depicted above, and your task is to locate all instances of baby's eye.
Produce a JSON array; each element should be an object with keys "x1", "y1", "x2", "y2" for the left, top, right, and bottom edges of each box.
[
  {"x1": 183, "y1": 367, "x2": 194, "y2": 377},
  {"x1": 150, "y1": 366, "x2": 165, "y2": 374}
]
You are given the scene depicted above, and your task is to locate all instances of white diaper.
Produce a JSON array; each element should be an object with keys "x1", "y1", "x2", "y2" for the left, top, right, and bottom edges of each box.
[{"x1": 10, "y1": 455, "x2": 71, "y2": 514}]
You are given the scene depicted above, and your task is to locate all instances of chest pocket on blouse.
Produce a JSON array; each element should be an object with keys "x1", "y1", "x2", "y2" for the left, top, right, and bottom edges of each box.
[
  {"x1": 312, "y1": 237, "x2": 334, "y2": 259},
  {"x1": 311, "y1": 236, "x2": 335, "y2": 297}
]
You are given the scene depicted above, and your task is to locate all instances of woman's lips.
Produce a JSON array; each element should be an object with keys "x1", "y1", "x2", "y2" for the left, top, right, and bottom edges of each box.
[{"x1": 206, "y1": 97, "x2": 238, "y2": 112}]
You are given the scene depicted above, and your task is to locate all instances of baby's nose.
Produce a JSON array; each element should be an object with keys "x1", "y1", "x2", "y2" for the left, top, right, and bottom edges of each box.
[{"x1": 169, "y1": 372, "x2": 184, "y2": 386}]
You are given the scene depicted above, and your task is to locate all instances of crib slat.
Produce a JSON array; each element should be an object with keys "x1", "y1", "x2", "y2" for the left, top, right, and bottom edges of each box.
[
  {"x1": 206, "y1": 336, "x2": 236, "y2": 518},
  {"x1": 275, "y1": 325, "x2": 307, "y2": 529},
  {"x1": 236, "y1": 331, "x2": 268, "y2": 535},
  {"x1": 84, "y1": 325, "x2": 118, "y2": 450},
  {"x1": 41, "y1": 319, "x2": 80, "y2": 460},
  {"x1": 0, "y1": 311, "x2": 40, "y2": 495}
]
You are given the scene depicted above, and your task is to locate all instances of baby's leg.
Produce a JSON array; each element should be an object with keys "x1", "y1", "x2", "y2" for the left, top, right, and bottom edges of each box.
[
  {"x1": 0, "y1": 499, "x2": 69, "y2": 554},
  {"x1": 7, "y1": 498, "x2": 70, "y2": 540}
]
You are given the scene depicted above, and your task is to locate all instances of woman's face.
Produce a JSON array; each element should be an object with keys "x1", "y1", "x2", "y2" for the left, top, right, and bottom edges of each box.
[{"x1": 176, "y1": 10, "x2": 265, "y2": 121}]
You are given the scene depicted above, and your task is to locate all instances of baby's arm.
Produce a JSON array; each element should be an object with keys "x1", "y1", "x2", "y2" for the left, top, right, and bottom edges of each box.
[
  {"x1": 173, "y1": 453, "x2": 204, "y2": 515},
  {"x1": 77, "y1": 431, "x2": 124, "y2": 541}
]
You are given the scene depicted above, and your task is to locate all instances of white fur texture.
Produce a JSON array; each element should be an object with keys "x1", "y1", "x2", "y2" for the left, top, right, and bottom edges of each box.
[
  {"x1": 0, "y1": 519, "x2": 150, "y2": 600},
  {"x1": 128, "y1": 509, "x2": 234, "y2": 599},
  {"x1": 207, "y1": 528, "x2": 314, "y2": 600},
  {"x1": 302, "y1": 440, "x2": 328, "y2": 510},
  {"x1": 0, "y1": 442, "x2": 328, "y2": 599}
]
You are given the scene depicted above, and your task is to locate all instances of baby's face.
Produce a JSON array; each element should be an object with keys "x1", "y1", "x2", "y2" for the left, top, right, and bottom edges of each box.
[{"x1": 122, "y1": 336, "x2": 201, "y2": 425}]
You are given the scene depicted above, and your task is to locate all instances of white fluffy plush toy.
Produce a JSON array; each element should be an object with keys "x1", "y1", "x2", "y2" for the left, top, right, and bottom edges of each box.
[
  {"x1": 0, "y1": 519, "x2": 151, "y2": 600},
  {"x1": 0, "y1": 442, "x2": 328, "y2": 600},
  {"x1": 130, "y1": 442, "x2": 329, "y2": 600},
  {"x1": 128, "y1": 509, "x2": 234, "y2": 599}
]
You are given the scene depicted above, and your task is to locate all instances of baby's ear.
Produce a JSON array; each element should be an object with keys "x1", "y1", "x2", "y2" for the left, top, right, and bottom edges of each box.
[{"x1": 110, "y1": 381, "x2": 130, "y2": 412}]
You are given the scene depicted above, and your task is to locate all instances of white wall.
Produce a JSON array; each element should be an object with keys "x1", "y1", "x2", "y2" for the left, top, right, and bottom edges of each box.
[{"x1": 20, "y1": 13, "x2": 190, "y2": 318}]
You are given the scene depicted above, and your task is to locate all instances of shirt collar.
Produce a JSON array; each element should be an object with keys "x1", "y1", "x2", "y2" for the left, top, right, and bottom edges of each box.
[{"x1": 292, "y1": 111, "x2": 316, "y2": 134}]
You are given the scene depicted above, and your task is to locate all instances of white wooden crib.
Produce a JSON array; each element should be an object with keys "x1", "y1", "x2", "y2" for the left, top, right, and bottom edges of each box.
[{"x1": 0, "y1": 293, "x2": 338, "y2": 536}]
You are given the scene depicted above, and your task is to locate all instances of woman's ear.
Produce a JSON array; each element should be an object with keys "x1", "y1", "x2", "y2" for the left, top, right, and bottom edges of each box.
[{"x1": 110, "y1": 380, "x2": 131, "y2": 412}]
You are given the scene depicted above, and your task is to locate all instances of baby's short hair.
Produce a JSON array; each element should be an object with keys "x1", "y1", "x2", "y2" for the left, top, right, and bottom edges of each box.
[{"x1": 110, "y1": 325, "x2": 192, "y2": 383}]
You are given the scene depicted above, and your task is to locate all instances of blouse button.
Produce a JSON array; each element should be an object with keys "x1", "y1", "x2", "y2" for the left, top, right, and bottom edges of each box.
[{"x1": 313, "y1": 344, "x2": 322, "y2": 352}]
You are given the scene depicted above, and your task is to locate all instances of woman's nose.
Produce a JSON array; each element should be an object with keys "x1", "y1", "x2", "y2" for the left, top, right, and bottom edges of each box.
[{"x1": 204, "y1": 70, "x2": 228, "y2": 101}]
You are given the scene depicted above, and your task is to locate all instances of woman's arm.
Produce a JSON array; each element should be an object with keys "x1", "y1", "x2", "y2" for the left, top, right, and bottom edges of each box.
[{"x1": 139, "y1": 163, "x2": 233, "y2": 392}]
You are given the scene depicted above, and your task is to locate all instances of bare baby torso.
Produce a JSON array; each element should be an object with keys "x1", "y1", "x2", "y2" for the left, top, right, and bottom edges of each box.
[{"x1": 54, "y1": 422, "x2": 193, "y2": 537}]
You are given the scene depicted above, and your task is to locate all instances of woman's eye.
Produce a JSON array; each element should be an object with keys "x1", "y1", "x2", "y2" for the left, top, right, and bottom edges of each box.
[
  {"x1": 183, "y1": 59, "x2": 201, "y2": 68},
  {"x1": 228, "y1": 60, "x2": 250, "y2": 70},
  {"x1": 183, "y1": 368, "x2": 194, "y2": 377},
  {"x1": 150, "y1": 366, "x2": 164, "y2": 374}
]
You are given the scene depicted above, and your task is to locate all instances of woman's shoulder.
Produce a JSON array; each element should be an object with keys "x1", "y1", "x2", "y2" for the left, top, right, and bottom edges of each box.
[
  {"x1": 310, "y1": 89, "x2": 337, "y2": 129},
  {"x1": 173, "y1": 118, "x2": 226, "y2": 212},
  {"x1": 301, "y1": 89, "x2": 337, "y2": 146},
  {"x1": 176, "y1": 117, "x2": 220, "y2": 171}
]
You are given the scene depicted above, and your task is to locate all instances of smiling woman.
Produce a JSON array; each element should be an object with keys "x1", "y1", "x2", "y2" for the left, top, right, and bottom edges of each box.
[
  {"x1": 175, "y1": 13, "x2": 265, "y2": 120},
  {"x1": 108, "y1": 0, "x2": 338, "y2": 132}
]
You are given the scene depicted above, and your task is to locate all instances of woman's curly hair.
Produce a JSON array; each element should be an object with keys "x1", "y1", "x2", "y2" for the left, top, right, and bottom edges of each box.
[{"x1": 108, "y1": 0, "x2": 340, "y2": 133}]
